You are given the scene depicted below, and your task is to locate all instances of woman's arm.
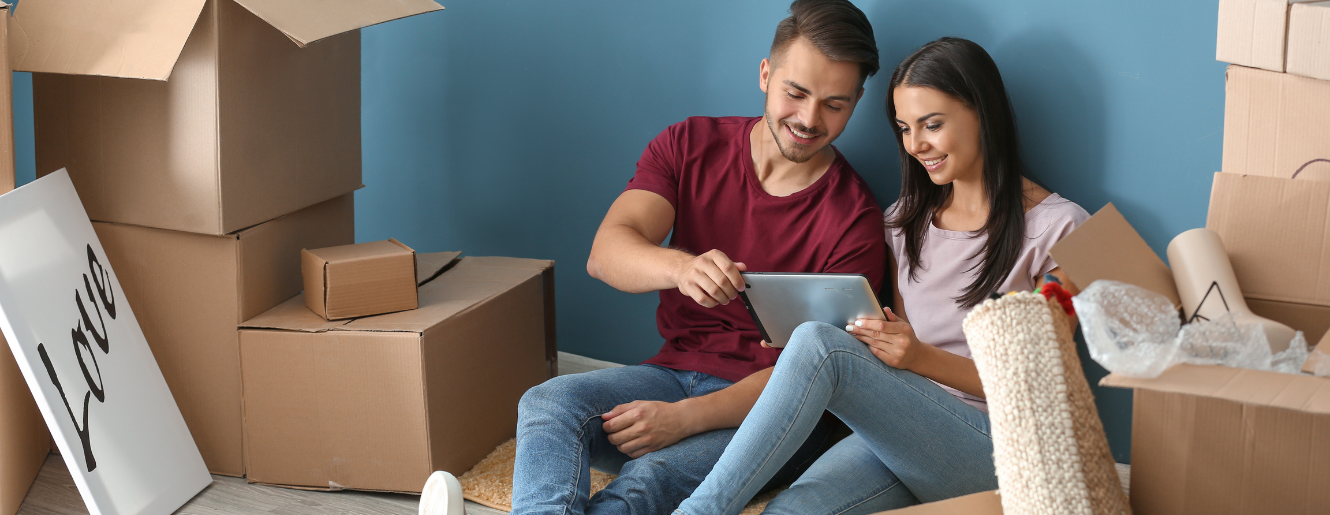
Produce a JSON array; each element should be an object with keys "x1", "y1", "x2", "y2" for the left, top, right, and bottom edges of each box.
[{"x1": 849, "y1": 251, "x2": 986, "y2": 398}]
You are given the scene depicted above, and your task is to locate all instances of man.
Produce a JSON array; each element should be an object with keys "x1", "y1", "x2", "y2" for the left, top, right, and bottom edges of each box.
[{"x1": 419, "y1": 1, "x2": 885, "y2": 514}]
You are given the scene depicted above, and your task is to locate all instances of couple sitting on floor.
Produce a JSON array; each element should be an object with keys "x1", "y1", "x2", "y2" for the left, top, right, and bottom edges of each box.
[{"x1": 423, "y1": 0, "x2": 1089, "y2": 514}]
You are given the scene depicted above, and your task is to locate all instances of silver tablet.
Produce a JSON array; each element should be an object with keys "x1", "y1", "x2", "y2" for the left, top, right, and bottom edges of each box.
[{"x1": 737, "y1": 272, "x2": 885, "y2": 348}]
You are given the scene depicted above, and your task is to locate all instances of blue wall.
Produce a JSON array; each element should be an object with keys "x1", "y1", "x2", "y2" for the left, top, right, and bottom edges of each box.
[
  {"x1": 357, "y1": 0, "x2": 1227, "y2": 463},
  {"x1": 9, "y1": 0, "x2": 1226, "y2": 464}
]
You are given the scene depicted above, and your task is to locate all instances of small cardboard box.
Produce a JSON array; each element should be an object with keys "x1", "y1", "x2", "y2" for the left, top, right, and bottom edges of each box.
[
  {"x1": 14, "y1": 0, "x2": 442, "y2": 235},
  {"x1": 871, "y1": 491, "x2": 1003, "y2": 514},
  {"x1": 1222, "y1": 65, "x2": 1330, "y2": 180},
  {"x1": 1050, "y1": 204, "x2": 1330, "y2": 515},
  {"x1": 93, "y1": 194, "x2": 354, "y2": 476},
  {"x1": 0, "y1": 334, "x2": 50, "y2": 515},
  {"x1": 302, "y1": 239, "x2": 419, "y2": 320},
  {"x1": 1286, "y1": 1, "x2": 1330, "y2": 81},
  {"x1": 239, "y1": 256, "x2": 557, "y2": 493}
]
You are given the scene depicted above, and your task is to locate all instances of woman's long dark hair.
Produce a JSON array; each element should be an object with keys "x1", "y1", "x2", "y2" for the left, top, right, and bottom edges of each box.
[{"x1": 885, "y1": 37, "x2": 1028, "y2": 309}]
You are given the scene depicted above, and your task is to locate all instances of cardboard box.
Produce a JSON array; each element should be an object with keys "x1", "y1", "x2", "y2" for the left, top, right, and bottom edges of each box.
[
  {"x1": 872, "y1": 491, "x2": 1003, "y2": 514},
  {"x1": 14, "y1": 0, "x2": 442, "y2": 235},
  {"x1": 302, "y1": 239, "x2": 419, "y2": 320},
  {"x1": 1101, "y1": 365, "x2": 1330, "y2": 514},
  {"x1": 0, "y1": 334, "x2": 50, "y2": 515},
  {"x1": 93, "y1": 194, "x2": 354, "y2": 476},
  {"x1": 1222, "y1": 65, "x2": 1330, "y2": 180},
  {"x1": 238, "y1": 256, "x2": 556, "y2": 493},
  {"x1": 1207, "y1": 172, "x2": 1330, "y2": 309},
  {"x1": 1286, "y1": 2, "x2": 1330, "y2": 81},
  {"x1": 1215, "y1": 0, "x2": 1317, "y2": 72},
  {"x1": 1051, "y1": 204, "x2": 1330, "y2": 514}
]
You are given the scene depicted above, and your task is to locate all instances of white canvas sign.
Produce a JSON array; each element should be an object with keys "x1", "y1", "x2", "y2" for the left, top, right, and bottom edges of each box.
[{"x1": 0, "y1": 170, "x2": 211, "y2": 514}]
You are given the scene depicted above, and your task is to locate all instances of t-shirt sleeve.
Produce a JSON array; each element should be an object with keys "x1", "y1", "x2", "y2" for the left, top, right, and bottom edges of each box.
[
  {"x1": 624, "y1": 123, "x2": 683, "y2": 208},
  {"x1": 1027, "y1": 200, "x2": 1092, "y2": 280},
  {"x1": 824, "y1": 207, "x2": 889, "y2": 295}
]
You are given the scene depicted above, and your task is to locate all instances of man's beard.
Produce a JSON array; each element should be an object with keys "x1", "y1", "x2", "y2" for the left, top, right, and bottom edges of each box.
[{"x1": 764, "y1": 108, "x2": 824, "y2": 164}]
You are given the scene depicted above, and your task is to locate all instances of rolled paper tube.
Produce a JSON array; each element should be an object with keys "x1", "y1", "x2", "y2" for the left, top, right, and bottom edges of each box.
[{"x1": 1167, "y1": 228, "x2": 1296, "y2": 353}]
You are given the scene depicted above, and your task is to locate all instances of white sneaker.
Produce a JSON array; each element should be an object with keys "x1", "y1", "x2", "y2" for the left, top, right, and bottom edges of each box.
[{"x1": 419, "y1": 470, "x2": 466, "y2": 515}]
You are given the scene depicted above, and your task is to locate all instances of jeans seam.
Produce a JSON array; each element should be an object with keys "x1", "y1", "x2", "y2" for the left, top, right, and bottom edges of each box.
[
  {"x1": 565, "y1": 412, "x2": 605, "y2": 515},
  {"x1": 830, "y1": 348, "x2": 991, "y2": 437},
  {"x1": 720, "y1": 350, "x2": 839, "y2": 515},
  {"x1": 830, "y1": 479, "x2": 905, "y2": 515}
]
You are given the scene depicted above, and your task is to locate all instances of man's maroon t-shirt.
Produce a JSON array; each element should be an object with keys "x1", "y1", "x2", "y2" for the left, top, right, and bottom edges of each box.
[{"x1": 625, "y1": 116, "x2": 887, "y2": 382}]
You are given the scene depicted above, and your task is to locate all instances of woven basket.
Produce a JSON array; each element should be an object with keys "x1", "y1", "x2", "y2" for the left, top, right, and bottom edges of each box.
[{"x1": 962, "y1": 292, "x2": 1130, "y2": 515}]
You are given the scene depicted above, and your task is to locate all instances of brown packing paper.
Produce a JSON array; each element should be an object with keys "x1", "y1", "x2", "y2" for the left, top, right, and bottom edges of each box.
[
  {"x1": 240, "y1": 256, "x2": 555, "y2": 493},
  {"x1": 93, "y1": 195, "x2": 354, "y2": 476},
  {"x1": 19, "y1": 0, "x2": 442, "y2": 235}
]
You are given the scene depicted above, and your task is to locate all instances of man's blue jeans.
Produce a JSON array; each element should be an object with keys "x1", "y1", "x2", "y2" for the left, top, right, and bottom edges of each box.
[
  {"x1": 674, "y1": 322, "x2": 998, "y2": 515},
  {"x1": 512, "y1": 363, "x2": 835, "y2": 515}
]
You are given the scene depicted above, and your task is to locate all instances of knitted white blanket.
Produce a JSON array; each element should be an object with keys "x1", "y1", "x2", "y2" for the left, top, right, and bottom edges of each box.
[{"x1": 963, "y1": 292, "x2": 1130, "y2": 515}]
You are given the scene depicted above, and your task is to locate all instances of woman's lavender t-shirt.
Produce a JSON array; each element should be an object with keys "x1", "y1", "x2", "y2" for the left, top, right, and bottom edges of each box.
[{"x1": 886, "y1": 194, "x2": 1090, "y2": 410}]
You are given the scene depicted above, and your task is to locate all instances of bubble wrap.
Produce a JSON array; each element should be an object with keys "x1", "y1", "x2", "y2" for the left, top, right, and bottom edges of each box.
[{"x1": 1074, "y1": 281, "x2": 1310, "y2": 378}]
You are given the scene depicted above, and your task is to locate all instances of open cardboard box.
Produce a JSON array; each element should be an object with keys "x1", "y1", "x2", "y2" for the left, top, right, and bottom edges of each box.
[
  {"x1": 13, "y1": 0, "x2": 442, "y2": 235},
  {"x1": 238, "y1": 255, "x2": 557, "y2": 493},
  {"x1": 1216, "y1": 0, "x2": 1330, "y2": 80},
  {"x1": 1049, "y1": 203, "x2": 1330, "y2": 515}
]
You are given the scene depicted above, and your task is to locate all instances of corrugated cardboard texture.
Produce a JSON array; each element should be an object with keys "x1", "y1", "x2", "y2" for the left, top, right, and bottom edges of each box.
[
  {"x1": 240, "y1": 330, "x2": 430, "y2": 492},
  {"x1": 1247, "y1": 297, "x2": 1330, "y2": 348},
  {"x1": 0, "y1": 7, "x2": 14, "y2": 197},
  {"x1": 1104, "y1": 365, "x2": 1330, "y2": 514},
  {"x1": 1216, "y1": 0, "x2": 1296, "y2": 71},
  {"x1": 0, "y1": 334, "x2": 50, "y2": 515},
  {"x1": 872, "y1": 491, "x2": 1003, "y2": 514},
  {"x1": 233, "y1": 0, "x2": 443, "y2": 47},
  {"x1": 1207, "y1": 172, "x2": 1330, "y2": 307},
  {"x1": 1222, "y1": 65, "x2": 1330, "y2": 179},
  {"x1": 1048, "y1": 203, "x2": 1180, "y2": 307},
  {"x1": 9, "y1": 0, "x2": 209, "y2": 80},
  {"x1": 93, "y1": 194, "x2": 352, "y2": 476},
  {"x1": 239, "y1": 256, "x2": 554, "y2": 493},
  {"x1": 33, "y1": 0, "x2": 363, "y2": 236},
  {"x1": 303, "y1": 239, "x2": 418, "y2": 320},
  {"x1": 1286, "y1": 2, "x2": 1330, "y2": 80}
]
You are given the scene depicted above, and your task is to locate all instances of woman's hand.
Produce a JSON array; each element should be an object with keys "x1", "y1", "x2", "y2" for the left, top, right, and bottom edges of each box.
[{"x1": 847, "y1": 306, "x2": 932, "y2": 370}]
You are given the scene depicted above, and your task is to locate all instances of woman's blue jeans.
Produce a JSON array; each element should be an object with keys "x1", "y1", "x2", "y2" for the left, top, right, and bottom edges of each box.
[{"x1": 674, "y1": 322, "x2": 998, "y2": 515}]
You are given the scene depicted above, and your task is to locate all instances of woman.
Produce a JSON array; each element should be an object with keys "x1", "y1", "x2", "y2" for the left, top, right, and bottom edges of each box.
[{"x1": 672, "y1": 37, "x2": 1090, "y2": 515}]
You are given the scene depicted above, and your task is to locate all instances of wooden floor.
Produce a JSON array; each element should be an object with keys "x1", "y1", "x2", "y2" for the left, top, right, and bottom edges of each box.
[
  {"x1": 14, "y1": 353, "x2": 1129, "y2": 514},
  {"x1": 15, "y1": 352, "x2": 620, "y2": 515}
]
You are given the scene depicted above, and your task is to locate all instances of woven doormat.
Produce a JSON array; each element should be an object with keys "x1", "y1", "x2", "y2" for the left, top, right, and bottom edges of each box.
[{"x1": 459, "y1": 438, "x2": 781, "y2": 514}]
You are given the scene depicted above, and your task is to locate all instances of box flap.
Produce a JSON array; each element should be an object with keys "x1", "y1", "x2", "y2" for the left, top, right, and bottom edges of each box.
[
  {"x1": 9, "y1": 0, "x2": 208, "y2": 80},
  {"x1": 417, "y1": 251, "x2": 462, "y2": 286},
  {"x1": 1101, "y1": 364, "x2": 1330, "y2": 414},
  {"x1": 1048, "y1": 203, "x2": 1180, "y2": 306},
  {"x1": 240, "y1": 295, "x2": 348, "y2": 333},
  {"x1": 1207, "y1": 173, "x2": 1330, "y2": 306},
  {"x1": 873, "y1": 490, "x2": 1003, "y2": 514},
  {"x1": 231, "y1": 0, "x2": 443, "y2": 47},
  {"x1": 308, "y1": 239, "x2": 414, "y2": 264}
]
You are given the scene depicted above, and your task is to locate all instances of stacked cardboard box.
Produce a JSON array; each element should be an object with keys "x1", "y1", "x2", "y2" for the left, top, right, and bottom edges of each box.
[
  {"x1": 0, "y1": 5, "x2": 53, "y2": 515},
  {"x1": 12, "y1": 0, "x2": 443, "y2": 477}
]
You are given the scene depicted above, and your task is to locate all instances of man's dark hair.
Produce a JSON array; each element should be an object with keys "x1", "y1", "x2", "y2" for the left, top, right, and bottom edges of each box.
[{"x1": 770, "y1": 0, "x2": 880, "y2": 83}]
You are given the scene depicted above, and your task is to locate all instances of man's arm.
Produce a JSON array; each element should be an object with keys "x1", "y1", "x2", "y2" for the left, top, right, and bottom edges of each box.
[
  {"x1": 602, "y1": 367, "x2": 772, "y2": 458},
  {"x1": 587, "y1": 189, "x2": 746, "y2": 306}
]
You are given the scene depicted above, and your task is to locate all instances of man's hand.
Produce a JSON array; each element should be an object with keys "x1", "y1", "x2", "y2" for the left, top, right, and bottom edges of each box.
[
  {"x1": 601, "y1": 400, "x2": 694, "y2": 459},
  {"x1": 674, "y1": 249, "x2": 747, "y2": 308}
]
